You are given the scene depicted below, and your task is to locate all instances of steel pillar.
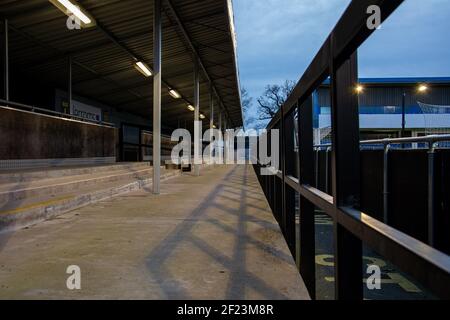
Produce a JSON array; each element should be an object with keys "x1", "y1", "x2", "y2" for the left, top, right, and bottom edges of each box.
[
  {"x1": 298, "y1": 96, "x2": 316, "y2": 299},
  {"x1": 428, "y1": 142, "x2": 437, "y2": 246},
  {"x1": 330, "y1": 51, "x2": 362, "y2": 300},
  {"x1": 4, "y1": 19, "x2": 9, "y2": 101},
  {"x1": 68, "y1": 56, "x2": 73, "y2": 112},
  {"x1": 209, "y1": 84, "x2": 214, "y2": 161},
  {"x1": 193, "y1": 58, "x2": 200, "y2": 176},
  {"x1": 152, "y1": 0, "x2": 162, "y2": 194}
]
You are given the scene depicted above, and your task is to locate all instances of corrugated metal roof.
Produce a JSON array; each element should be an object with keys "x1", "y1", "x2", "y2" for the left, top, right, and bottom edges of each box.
[{"x1": 0, "y1": 0, "x2": 243, "y2": 128}]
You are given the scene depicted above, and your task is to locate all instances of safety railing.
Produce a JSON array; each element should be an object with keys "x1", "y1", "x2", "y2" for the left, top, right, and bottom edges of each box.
[
  {"x1": 314, "y1": 134, "x2": 450, "y2": 246},
  {"x1": 253, "y1": 0, "x2": 450, "y2": 300},
  {"x1": 0, "y1": 99, "x2": 115, "y2": 127}
]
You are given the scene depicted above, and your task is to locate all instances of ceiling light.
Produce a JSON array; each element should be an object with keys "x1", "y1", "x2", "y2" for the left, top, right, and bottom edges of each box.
[
  {"x1": 58, "y1": 0, "x2": 91, "y2": 24},
  {"x1": 169, "y1": 89, "x2": 181, "y2": 99},
  {"x1": 187, "y1": 104, "x2": 195, "y2": 111},
  {"x1": 135, "y1": 61, "x2": 152, "y2": 77},
  {"x1": 200, "y1": 114, "x2": 206, "y2": 119},
  {"x1": 49, "y1": 0, "x2": 95, "y2": 27}
]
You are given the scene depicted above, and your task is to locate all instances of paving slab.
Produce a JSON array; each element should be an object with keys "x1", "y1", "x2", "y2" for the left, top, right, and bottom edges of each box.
[{"x1": 0, "y1": 164, "x2": 309, "y2": 300}]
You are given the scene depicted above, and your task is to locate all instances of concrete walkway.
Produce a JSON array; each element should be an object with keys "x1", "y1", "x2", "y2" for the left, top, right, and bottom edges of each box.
[{"x1": 0, "y1": 165, "x2": 309, "y2": 300}]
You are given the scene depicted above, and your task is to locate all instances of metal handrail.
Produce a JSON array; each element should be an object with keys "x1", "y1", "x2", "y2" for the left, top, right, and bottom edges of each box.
[
  {"x1": 254, "y1": 0, "x2": 450, "y2": 299},
  {"x1": 312, "y1": 133, "x2": 449, "y2": 246},
  {"x1": 0, "y1": 99, "x2": 116, "y2": 128},
  {"x1": 313, "y1": 134, "x2": 450, "y2": 149}
]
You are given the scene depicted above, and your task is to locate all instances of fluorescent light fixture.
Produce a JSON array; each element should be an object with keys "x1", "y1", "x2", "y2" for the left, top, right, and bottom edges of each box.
[
  {"x1": 187, "y1": 104, "x2": 195, "y2": 111},
  {"x1": 58, "y1": 0, "x2": 91, "y2": 24},
  {"x1": 200, "y1": 114, "x2": 206, "y2": 119},
  {"x1": 135, "y1": 61, "x2": 152, "y2": 77},
  {"x1": 48, "y1": 0, "x2": 96, "y2": 29},
  {"x1": 169, "y1": 89, "x2": 181, "y2": 99}
]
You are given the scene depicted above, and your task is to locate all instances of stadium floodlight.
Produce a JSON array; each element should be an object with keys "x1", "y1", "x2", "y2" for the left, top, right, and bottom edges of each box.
[
  {"x1": 187, "y1": 104, "x2": 195, "y2": 111},
  {"x1": 355, "y1": 84, "x2": 364, "y2": 94},
  {"x1": 417, "y1": 84, "x2": 429, "y2": 93},
  {"x1": 169, "y1": 89, "x2": 181, "y2": 99}
]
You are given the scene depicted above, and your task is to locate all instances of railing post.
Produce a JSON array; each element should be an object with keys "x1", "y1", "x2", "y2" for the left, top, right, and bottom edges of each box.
[
  {"x1": 284, "y1": 107, "x2": 297, "y2": 256},
  {"x1": 383, "y1": 142, "x2": 391, "y2": 224},
  {"x1": 330, "y1": 50, "x2": 363, "y2": 300},
  {"x1": 325, "y1": 146, "x2": 331, "y2": 194},
  {"x1": 280, "y1": 105, "x2": 287, "y2": 235},
  {"x1": 298, "y1": 95, "x2": 316, "y2": 299},
  {"x1": 315, "y1": 148, "x2": 319, "y2": 188},
  {"x1": 427, "y1": 142, "x2": 437, "y2": 247}
]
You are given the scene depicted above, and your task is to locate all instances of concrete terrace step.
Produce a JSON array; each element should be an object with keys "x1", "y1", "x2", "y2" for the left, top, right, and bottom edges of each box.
[
  {"x1": 0, "y1": 168, "x2": 181, "y2": 232},
  {"x1": 0, "y1": 162, "x2": 152, "y2": 184},
  {"x1": 0, "y1": 166, "x2": 158, "y2": 204}
]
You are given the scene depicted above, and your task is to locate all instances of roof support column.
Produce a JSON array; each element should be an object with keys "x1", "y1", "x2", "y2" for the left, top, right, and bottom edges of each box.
[
  {"x1": 219, "y1": 111, "x2": 223, "y2": 164},
  {"x1": 224, "y1": 117, "x2": 228, "y2": 164},
  {"x1": 4, "y1": 19, "x2": 9, "y2": 101},
  {"x1": 68, "y1": 56, "x2": 73, "y2": 112},
  {"x1": 193, "y1": 58, "x2": 200, "y2": 176},
  {"x1": 209, "y1": 84, "x2": 214, "y2": 161},
  {"x1": 153, "y1": 0, "x2": 162, "y2": 194},
  {"x1": 209, "y1": 85, "x2": 214, "y2": 131}
]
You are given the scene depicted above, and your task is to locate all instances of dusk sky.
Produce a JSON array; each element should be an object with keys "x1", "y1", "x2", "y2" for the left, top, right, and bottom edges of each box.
[{"x1": 233, "y1": 0, "x2": 450, "y2": 126}]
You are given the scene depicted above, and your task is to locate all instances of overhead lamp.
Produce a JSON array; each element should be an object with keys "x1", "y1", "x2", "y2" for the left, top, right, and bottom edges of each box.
[
  {"x1": 417, "y1": 84, "x2": 429, "y2": 93},
  {"x1": 135, "y1": 61, "x2": 152, "y2": 77},
  {"x1": 212, "y1": 124, "x2": 217, "y2": 129},
  {"x1": 200, "y1": 114, "x2": 206, "y2": 120},
  {"x1": 169, "y1": 89, "x2": 181, "y2": 99},
  {"x1": 49, "y1": 0, "x2": 95, "y2": 28},
  {"x1": 355, "y1": 84, "x2": 364, "y2": 94},
  {"x1": 187, "y1": 104, "x2": 195, "y2": 111}
]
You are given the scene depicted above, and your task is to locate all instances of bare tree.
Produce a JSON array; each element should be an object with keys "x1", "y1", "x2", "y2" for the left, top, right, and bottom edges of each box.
[
  {"x1": 241, "y1": 87, "x2": 252, "y2": 113},
  {"x1": 256, "y1": 80, "x2": 295, "y2": 120},
  {"x1": 241, "y1": 87, "x2": 261, "y2": 129}
]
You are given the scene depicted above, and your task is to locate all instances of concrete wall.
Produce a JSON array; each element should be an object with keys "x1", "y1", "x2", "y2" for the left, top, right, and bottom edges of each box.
[
  {"x1": 55, "y1": 89, "x2": 158, "y2": 130},
  {"x1": 0, "y1": 106, "x2": 118, "y2": 161}
]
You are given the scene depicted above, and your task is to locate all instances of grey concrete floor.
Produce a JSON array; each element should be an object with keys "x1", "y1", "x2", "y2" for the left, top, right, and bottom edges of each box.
[{"x1": 0, "y1": 164, "x2": 309, "y2": 300}]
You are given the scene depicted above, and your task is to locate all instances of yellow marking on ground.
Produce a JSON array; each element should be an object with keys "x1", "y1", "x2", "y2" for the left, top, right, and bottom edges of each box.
[
  {"x1": 386, "y1": 273, "x2": 421, "y2": 292},
  {"x1": 317, "y1": 254, "x2": 421, "y2": 293},
  {"x1": 0, "y1": 195, "x2": 75, "y2": 216},
  {"x1": 324, "y1": 276, "x2": 421, "y2": 293},
  {"x1": 316, "y1": 254, "x2": 387, "y2": 268}
]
